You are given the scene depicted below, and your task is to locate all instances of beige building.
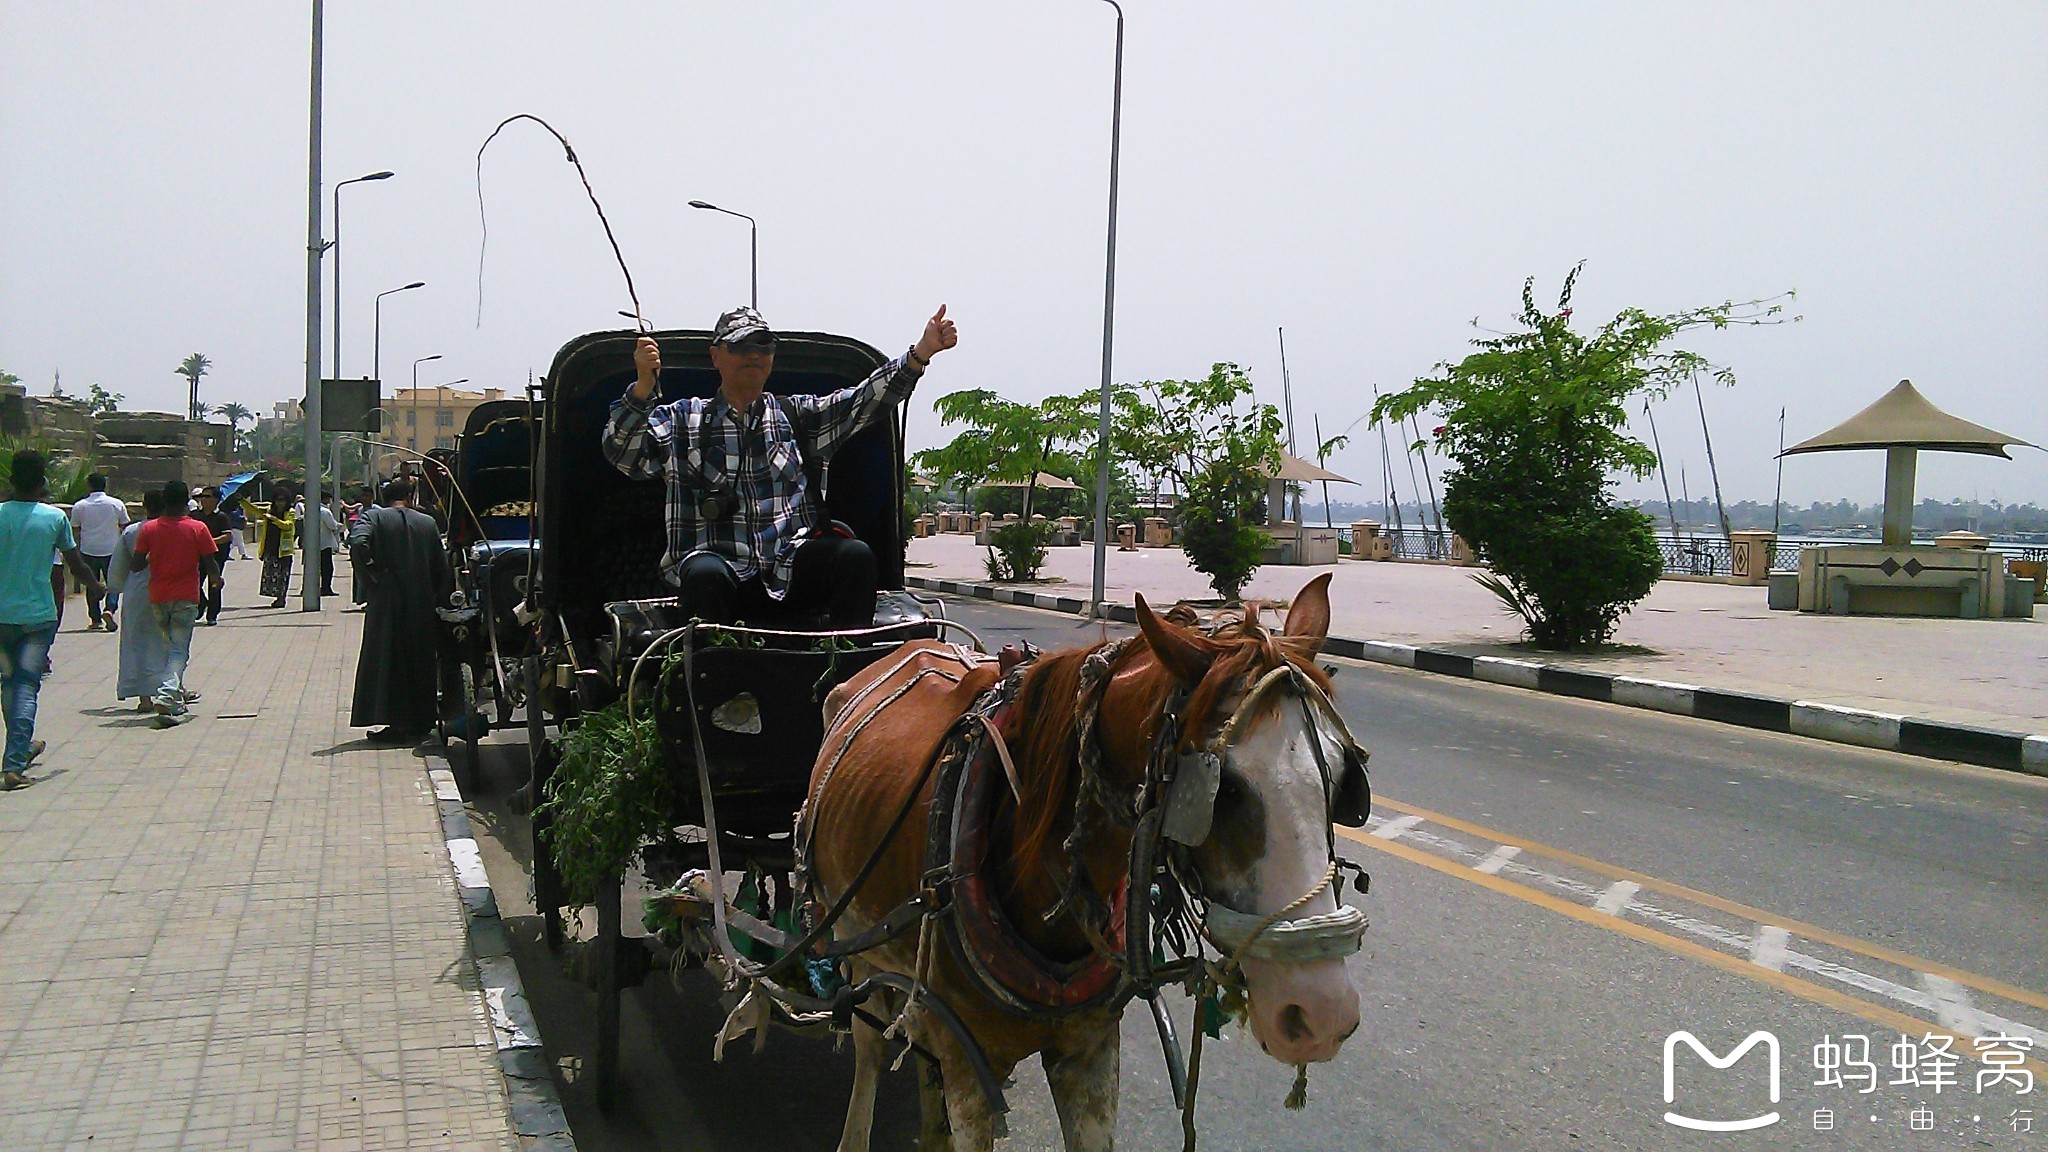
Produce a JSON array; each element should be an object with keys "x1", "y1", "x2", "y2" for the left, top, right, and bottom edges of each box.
[{"x1": 387, "y1": 385, "x2": 507, "y2": 455}]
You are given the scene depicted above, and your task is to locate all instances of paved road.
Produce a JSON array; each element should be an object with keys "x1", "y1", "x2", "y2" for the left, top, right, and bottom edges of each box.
[{"x1": 466, "y1": 597, "x2": 2048, "y2": 1150}]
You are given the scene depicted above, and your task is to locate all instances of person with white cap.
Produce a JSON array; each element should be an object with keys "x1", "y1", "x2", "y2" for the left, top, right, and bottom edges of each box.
[{"x1": 603, "y1": 304, "x2": 956, "y2": 629}]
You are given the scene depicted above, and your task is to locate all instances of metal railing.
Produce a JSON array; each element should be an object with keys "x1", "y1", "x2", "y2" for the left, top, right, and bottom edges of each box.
[{"x1": 1330, "y1": 528, "x2": 2042, "y2": 576}]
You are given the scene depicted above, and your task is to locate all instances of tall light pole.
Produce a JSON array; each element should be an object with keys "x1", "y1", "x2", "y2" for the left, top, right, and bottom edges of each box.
[
  {"x1": 1089, "y1": 0, "x2": 1125, "y2": 618},
  {"x1": 410, "y1": 355, "x2": 442, "y2": 456},
  {"x1": 301, "y1": 0, "x2": 326, "y2": 612},
  {"x1": 331, "y1": 170, "x2": 393, "y2": 381},
  {"x1": 372, "y1": 281, "x2": 424, "y2": 488},
  {"x1": 689, "y1": 200, "x2": 758, "y2": 310}
]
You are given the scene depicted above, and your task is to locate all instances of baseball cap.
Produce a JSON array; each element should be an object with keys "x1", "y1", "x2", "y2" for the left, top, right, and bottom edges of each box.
[{"x1": 712, "y1": 306, "x2": 773, "y2": 346}]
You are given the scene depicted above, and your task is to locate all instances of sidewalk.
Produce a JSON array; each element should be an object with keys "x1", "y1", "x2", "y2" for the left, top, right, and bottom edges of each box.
[
  {"x1": 908, "y1": 534, "x2": 2047, "y2": 732},
  {"x1": 0, "y1": 561, "x2": 518, "y2": 1151}
]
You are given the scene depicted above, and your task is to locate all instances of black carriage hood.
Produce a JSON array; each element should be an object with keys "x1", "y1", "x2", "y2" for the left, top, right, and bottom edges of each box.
[
  {"x1": 534, "y1": 328, "x2": 907, "y2": 638},
  {"x1": 451, "y1": 399, "x2": 537, "y2": 547}
]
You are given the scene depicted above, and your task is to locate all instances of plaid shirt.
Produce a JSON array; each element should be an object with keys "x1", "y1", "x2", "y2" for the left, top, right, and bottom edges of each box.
[{"x1": 603, "y1": 353, "x2": 923, "y2": 596}]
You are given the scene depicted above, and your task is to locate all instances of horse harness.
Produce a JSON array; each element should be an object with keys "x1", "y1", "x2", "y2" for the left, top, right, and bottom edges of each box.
[{"x1": 686, "y1": 632, "x2": 1374, "y2": 1142}]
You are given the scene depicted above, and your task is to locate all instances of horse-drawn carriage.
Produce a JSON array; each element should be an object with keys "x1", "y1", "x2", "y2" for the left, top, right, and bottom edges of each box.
[
  {"x1": 509, "y1": 323, "x2": 1376, "y2": 1147},
  {"x1": 433, "y1": 399, "x2": 542, "y2": 781},
  {"x1": 515, "y1": 327, "x2": 973, "y2": 1100}
]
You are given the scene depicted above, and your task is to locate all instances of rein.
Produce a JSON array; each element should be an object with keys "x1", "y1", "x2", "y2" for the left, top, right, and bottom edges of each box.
[{"x1": 1058, "y1": 636, "x2": 1372, "y2": 1150}]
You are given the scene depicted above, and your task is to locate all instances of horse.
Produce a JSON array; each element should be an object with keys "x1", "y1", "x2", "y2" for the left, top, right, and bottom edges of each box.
[{"x1": 802, "y1": 573, "x2": 1367, "y2": 1151}]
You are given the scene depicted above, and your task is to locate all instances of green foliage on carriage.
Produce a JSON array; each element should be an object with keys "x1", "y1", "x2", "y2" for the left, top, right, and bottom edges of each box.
[{"x1": 535, "y1": 701, "x2": 672, "y2": 908}]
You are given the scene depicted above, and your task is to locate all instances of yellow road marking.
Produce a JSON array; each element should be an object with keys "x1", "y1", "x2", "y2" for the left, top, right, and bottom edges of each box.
[
  {"x1": 1337, "y1": 821, "x2": 2048, "y2": 1080},
  {"x1": 1371, "y1": 794, "x2": 2048, "y2": 1016}
]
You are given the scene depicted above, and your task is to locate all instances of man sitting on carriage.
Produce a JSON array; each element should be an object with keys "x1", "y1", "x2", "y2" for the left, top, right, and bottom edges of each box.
[{"x1": 602, "y1": 304, "x2": 956, "y2": 629}]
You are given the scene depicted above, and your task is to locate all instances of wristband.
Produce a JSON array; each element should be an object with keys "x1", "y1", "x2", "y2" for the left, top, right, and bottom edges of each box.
[{"x1": 907, "y1": 347, "x2": 930, "y2": 369}]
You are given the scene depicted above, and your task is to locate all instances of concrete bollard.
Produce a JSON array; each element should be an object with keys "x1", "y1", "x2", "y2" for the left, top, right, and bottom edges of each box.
[{"x1": 1730, "y1": 530, "x2": 1776, "y2": 584}]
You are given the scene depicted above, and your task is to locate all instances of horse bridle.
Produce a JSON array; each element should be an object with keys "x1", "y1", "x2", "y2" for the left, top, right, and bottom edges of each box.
[{"x1": 1064, "y1": 638, "x2": 1372, "y2": 997}]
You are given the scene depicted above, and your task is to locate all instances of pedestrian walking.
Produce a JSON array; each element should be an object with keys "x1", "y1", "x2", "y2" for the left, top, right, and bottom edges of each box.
[
  {"x1": 347, "y1": 477, "x2": 451, "y2": 744},
  {"x1": 108, "y1": 489, "x2": 170, "y2": 709},
  {"x1": 68, "y1": 473, "x2": 127, "y2": 632},
  {"x1": 256, "y1": 485, "x2": 297, "y2": 608},
  {"x1": 131, "y1": 481, "x2": 223, "y2": 727},
  {"x1": 318, "y1": 495, "x2": 343, "y2": 597},
  {"x1": 0, "y1": 452, "x2": 105, "y2": 789},
  {"x1": 228, "y1": 503, "x2": 250, "y2": 559},
  {"x1": 192, "y1": 487, "x2": 232, "y2": 625}
]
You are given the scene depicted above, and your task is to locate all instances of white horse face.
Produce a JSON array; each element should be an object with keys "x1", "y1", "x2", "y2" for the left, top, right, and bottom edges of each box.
[{"x1": 1187, "y1": 694, "x2": 1361, "y2": 1065}]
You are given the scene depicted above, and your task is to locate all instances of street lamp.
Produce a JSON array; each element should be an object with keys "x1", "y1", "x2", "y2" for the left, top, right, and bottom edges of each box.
[
  {"x1": 1089, "y1": 0, "x2": 1126, "y2": 618},
  {"x1": 331, "y1": 170, "x2": 394, "y2": 381},
  {"x1": 409, "y1": 355, "x2": 443, "y2": 456},
  {"x1": 689, "y1": 200, "x2": 758, "y2": 310},
  {"x1": 371, "y1": 281, "x2": 424, "y2": 488}
]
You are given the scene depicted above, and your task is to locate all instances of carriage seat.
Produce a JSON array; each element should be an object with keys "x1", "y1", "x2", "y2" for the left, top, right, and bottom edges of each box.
[{"x1": 599, "y1": 590, "x2": 934, "y2": 673}]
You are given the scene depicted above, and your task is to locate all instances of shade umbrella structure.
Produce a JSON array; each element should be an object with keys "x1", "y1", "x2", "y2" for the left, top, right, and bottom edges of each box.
[
  {"x1": 1780, "y1": 380, "x2": 2037, "y2": 545},
  {"x1": 978, "y1": 471, "x2": 1083, "y2": 490},
  {"x1": 1266, "y1": 451, "x2": 1355, "y2": 484}
]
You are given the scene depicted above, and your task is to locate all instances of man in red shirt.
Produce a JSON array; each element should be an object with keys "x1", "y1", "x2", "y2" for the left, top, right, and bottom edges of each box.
[{"x1": 132, "y1": 480, "x2": 224, "y2": 726}]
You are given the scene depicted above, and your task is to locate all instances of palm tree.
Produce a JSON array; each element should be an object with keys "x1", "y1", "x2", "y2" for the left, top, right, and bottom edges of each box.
[
  {"x1": 214, "y1": 401, "x2": 255, "y2": 463},
  {"x1": 177, "y1": 353, "x2": 211, "y2": 421}
]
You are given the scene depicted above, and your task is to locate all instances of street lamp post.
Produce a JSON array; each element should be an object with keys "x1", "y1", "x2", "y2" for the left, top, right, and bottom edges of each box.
[
  {"x1": 1089, "y1": 0, "x2": 1126, "y2": 618},
  {"x1": 301, "y1": 0, "x2": 325, "y2": 612},
  {"x1": 410, "y1": 355, "x2": 442, "y2": 459},
  {"x1": 331, "y1": 170, "x2": 393, "y2": 382},
  {"x1": 429, "y1": 379, "x2": 467, "y2": 454},
  {"x1": 372, "y1": 281, "x2": 424, "y2": 488},
  {"x1": 688, "y1": 200, "x2": 758, "y2": 310}
]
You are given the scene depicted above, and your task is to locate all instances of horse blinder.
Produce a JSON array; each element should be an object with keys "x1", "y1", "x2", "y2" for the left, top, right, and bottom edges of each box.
[
  {"x1": 1161, "y1": 750, "x2": 1221, "y2": 846},
  {"x1": 1331, "y1": 742, "x2": 1371, "y2": 828}
]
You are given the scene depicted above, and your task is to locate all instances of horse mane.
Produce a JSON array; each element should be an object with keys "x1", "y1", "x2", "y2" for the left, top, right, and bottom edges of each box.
[{"x1": 1001, "y1": 611, "x2": 1333, "y2": 893}]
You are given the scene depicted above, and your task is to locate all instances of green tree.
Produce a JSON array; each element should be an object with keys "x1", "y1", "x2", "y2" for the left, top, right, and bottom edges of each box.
[
  {"x1": 915, "y1": 388, "x2": 1099, "y2": 580},
  {"x1": 1122, "y1": 363, "x2": 1283, "y2": 601},
  {"x1": 177, "y1": 353, "x2": 211, "y2": 422},
  {"x1": 214, "y1": 401, "x2": 255, "y2": 461},
  {"x1": 85, "y1": 383, "x2": 124, "y2": 416},
  {"x1": 1373, "y1": 265, "x2": 1793, "y2": 648},
  {"x1": 0, "y1": 370, "x2": 20, "y2": 389}
]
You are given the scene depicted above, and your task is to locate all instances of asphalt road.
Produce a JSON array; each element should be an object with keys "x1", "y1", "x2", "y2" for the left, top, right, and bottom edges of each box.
[{"x1": 464, "y1": 595, "x2": 2048, "y2": 1151}]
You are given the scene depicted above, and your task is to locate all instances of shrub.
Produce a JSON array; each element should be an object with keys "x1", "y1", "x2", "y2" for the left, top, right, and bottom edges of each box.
[
  {"x1": 1374, "y1": 264, "x2": 1793, "y2": 648},
  {"x1": 1179, "y1": 502, "x2": 1267, "y2": 602},
  {"x1": 984, "y1": 520, "x2": 1054, "y2": 582}
]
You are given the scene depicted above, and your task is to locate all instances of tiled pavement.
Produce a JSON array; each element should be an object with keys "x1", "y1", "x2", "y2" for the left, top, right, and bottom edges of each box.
[{"x1": 0, "y1": 564, "x2": 515, "y2": 1151}]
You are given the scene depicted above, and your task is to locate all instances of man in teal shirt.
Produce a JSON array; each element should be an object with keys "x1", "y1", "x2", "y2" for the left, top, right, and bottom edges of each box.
[{"x1": 0, "y1": 452, "x2": 105, "y2": 789}]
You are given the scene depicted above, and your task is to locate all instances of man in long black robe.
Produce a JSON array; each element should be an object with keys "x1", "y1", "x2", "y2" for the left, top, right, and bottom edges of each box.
[{"x1": 348, "y1": 478, "x2": 451, "y2": 742}]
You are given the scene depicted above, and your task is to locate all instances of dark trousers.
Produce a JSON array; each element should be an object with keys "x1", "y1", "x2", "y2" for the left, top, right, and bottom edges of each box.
[
  {"x1": 677, "y1": 535, "x2": 877, "y2": 629},
  {"x1": 83, "y1": 554, "x2": 112, "y2": 624},
  {"x1": 320, "y1": 549, "x2": 336, "y2": 596},
  {"x1": 205, "y1": 561, "x2": 226, "y2": 624}
]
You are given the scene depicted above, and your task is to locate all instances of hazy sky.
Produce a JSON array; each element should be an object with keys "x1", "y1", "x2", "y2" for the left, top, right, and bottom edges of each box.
[{"x1": 4, "y1": 2, "x2": 2044, "y2": 506}]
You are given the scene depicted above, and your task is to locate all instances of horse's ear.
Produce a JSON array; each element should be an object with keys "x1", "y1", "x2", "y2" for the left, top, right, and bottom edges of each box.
[
  {"x1": 1282, "y1": 573, "x2": 1333, "y2": 648},
  {"x1": 1136, "y1": 592, "x2": 1219, "y2": 683}
]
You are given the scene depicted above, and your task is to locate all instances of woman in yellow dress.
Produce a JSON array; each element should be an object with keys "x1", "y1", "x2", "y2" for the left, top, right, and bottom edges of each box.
[{"x1": 251, "y1": 485, "x2": 299, "y2": 608}]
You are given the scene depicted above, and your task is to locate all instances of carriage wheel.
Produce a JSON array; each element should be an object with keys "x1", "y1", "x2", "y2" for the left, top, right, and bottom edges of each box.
[
  {"x1": 450, "y1": 664, "x2": 481, "y2": 794},
  {"x1": 494, "y1": 659, "x2": 516, "y2": 729},
  {"x1": 525, "y1": 656, "x2": 566, "y2": 953},
  {"x1": 593, "y1": 870, "x2": 624, "y2": 1112}
]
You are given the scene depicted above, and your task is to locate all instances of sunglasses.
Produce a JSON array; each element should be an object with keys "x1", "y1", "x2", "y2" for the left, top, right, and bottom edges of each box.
[{"x1": 721, "y1": 336, "x2": 777, "y2": 356}]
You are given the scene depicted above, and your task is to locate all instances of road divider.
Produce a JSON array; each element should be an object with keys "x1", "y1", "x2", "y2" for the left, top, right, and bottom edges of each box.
[{"x1": 906, "y1": 576, "x2": 2048, "y2": 777}]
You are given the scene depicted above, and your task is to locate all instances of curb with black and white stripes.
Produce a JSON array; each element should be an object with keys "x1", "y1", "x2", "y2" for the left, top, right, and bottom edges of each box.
[
  {"x1": 427, "y1": 756, "x2": 578, "y2": 1152},
  {"x1": 905, "y1": 576, "x2": 2048, "y2": 778}
]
